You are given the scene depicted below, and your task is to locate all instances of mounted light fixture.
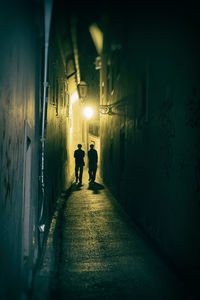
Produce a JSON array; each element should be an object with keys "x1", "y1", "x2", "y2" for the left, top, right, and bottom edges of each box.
[
  {"x1": 99, "y1": 105, "x2": 113, "y2": 115},
  {"x1": 95, "y1": 56, "x2": 102, "y2": 70},
  {"x1": 77, "y1": 81, "x2": 88, "y2": 101}
]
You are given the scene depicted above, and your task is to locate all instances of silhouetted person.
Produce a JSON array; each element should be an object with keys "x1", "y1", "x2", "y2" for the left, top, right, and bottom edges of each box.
[
  {"x1": 74, "y1": 144, "x2": 85, "y2": 184},
  {"x1": 88, "y1": 144, "x2": 98, "y2": 183}
]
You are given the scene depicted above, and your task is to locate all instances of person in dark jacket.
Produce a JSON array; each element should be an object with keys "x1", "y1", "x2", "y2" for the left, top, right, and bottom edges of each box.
[
  {"x1": 74, "y1": 144, "x2": 85, "y2": 184},
  {"x1": 88, "y1": 144, "x2": 98, "y2": 183}
]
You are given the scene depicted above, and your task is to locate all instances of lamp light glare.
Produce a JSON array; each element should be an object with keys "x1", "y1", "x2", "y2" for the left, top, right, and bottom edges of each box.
[
  {"x1": 71, "y1": 91, "x2": 79, "y2": 104},
  {"x1": 83, "y1": 106, "x2": 94, "y2": 119}
]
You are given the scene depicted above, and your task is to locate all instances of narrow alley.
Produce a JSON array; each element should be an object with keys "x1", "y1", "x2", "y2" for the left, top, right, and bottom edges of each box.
[
  {"x1": 30, "y1": 174, "x2": 191, "y2": 300},
  {"x1": 1, "y1": 1, "x2": 200, "y2": 299}
]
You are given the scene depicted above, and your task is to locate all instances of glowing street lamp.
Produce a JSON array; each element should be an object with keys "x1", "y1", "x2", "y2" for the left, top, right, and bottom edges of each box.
[
  {"x1": 83, "y1": 106, "x2": 94, "y2": 120},
  {"x1": 78, "y1": 81, "x2": 87, "y2": 102}
]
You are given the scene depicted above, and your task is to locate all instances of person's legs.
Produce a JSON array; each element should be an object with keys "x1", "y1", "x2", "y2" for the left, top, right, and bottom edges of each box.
[
  {"x1": 90, "y1": 164, "x2": 97, "y2": 182},
  {"x1": 79, "y1": 165, "x2": 83, "y2": 183},
  {"x1": 88, "y1": 167, "x2": 92, "y2": 181},
  {"x1": 75, "y1": 165, "x2": 79, "y2": 183},
  {"x1": 93, "y1": 165, "x2": 97, "y2": 182},
  {"x1": 90, "y1": 167, "x2": 94, "y2": 182}
]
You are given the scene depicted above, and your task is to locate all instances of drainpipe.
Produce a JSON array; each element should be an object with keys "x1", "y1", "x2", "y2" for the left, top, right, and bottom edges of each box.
[{"x1": 39, "y1": 0, "x2": 53, "y2": 232}]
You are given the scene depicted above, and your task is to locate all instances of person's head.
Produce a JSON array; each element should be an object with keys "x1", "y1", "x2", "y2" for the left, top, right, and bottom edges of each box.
[
  {"x1": 90, "y1": 144, "x2": 94, "y2": 149},
  {"x1": 77, "y1": 144, "x2": 82, "y2": 149}
]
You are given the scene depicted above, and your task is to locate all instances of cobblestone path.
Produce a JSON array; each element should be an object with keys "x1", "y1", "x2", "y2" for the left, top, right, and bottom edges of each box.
[{"x1": 30, "y1": 177, "x2": 191, "y2": 300}]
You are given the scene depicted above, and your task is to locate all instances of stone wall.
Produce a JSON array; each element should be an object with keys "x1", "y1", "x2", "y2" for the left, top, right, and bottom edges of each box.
[
  {"x1": 44, "y1": 7, "x2": 80, "y2": 218},
  {"x1": 0, "y1": 1, "x2": 43, "y2": 297},
  {"x1": 99, "y1": 9, "x2": 200, "y2": 278}
]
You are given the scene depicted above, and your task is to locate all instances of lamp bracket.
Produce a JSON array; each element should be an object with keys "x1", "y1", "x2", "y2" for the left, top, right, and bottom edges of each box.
[{"x1": 99, "y1": 105, "x2": 113, "y2": 115}]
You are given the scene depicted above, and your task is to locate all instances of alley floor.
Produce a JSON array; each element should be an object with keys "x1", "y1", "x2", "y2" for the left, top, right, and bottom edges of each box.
[{"x1": 30, "y1": 175, "x2": 195, "y2": 300}]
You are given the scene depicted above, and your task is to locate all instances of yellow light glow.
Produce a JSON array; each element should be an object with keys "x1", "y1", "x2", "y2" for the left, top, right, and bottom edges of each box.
[
  {"x1": 89, "y1": 23, "x2": 103, "y2": 55},
  {"x1": 70, "y1": 91, "x2": 79, "y2": 104},
  {"x1": 83, "y1": 106, "x2": 94, "y2": 119}
]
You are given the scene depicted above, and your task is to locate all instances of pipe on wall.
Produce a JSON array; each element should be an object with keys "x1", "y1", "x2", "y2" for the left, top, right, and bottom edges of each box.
[{"x1": 38, "y1": 0, "x2": 53, "y2": 232}]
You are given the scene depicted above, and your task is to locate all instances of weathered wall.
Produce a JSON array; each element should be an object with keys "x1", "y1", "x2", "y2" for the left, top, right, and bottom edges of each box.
[
  {"x1": 100, "y1": 9, "x2": 200, "y2": 279},
  {"x1": 45, "y1": 11, "x2": 79, "y2": 217},
  {"x1": 0, "y1": 2, "x2": 82, "y2": 297},
  {"x1": 0, "y1": 1, "x2": 42, "y2": 298}
]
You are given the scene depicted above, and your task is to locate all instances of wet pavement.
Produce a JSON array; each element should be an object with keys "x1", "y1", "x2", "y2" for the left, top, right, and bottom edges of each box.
[{"x1": 30, "y1": 175, "x2": 195, "y2": 300}]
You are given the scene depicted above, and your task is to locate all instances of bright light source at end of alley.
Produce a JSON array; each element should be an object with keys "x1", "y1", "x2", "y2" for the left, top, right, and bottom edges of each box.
[{"x1": 83, "y1": 106, "x2": 94, "y2": 119}]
